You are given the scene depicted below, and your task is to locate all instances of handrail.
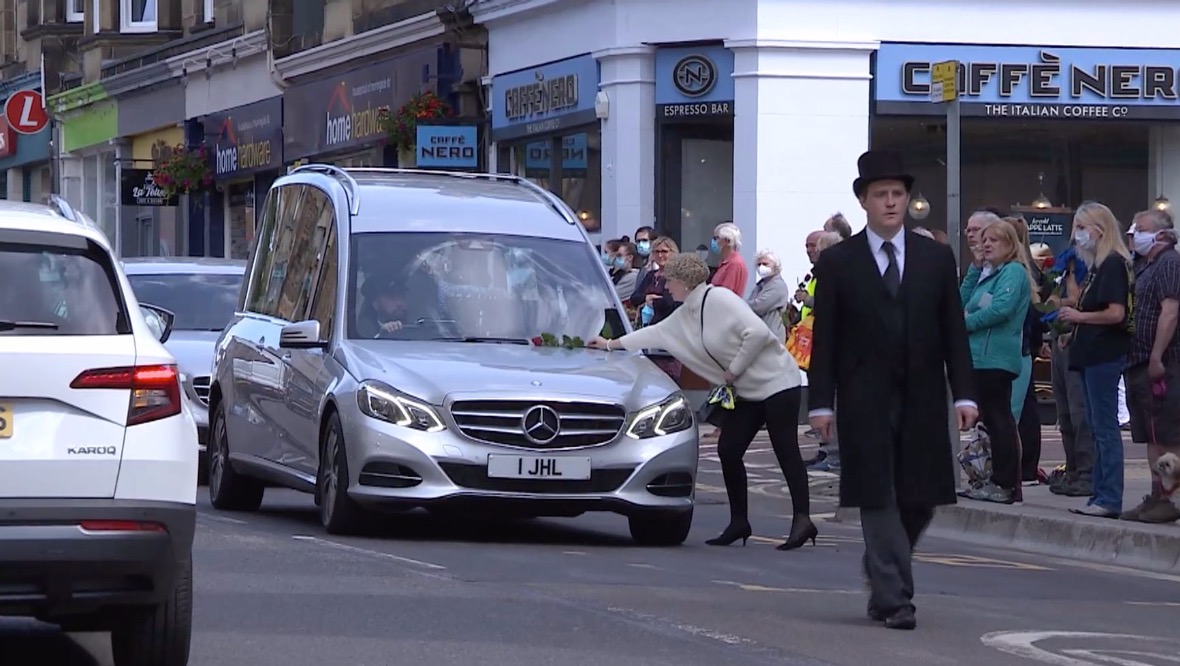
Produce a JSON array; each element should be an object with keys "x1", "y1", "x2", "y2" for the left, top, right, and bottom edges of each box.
[
  {"x1": 289, "y1": 164, "x2": 361, "y2": 215},
  {"x1": 334, "y1": 168, "x2": 578, "y2": 225}
]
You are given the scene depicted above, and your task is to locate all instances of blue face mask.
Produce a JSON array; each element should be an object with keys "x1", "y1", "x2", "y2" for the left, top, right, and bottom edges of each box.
[
  {"x1": 640, "y1": 303, "x2": 655, "y2": 325},
  {"x1": 636, "y1": 241, "x2": 651, "y2": 257},
  {"x1": 601, "y1": 251, "x2": 611, "y2": 266},
  {"x1": 710, "y1": 238, "x2": 721, "y2": 254},
  {"x1": 613, "y1": 256, "x2": 629, "y2": 270}
]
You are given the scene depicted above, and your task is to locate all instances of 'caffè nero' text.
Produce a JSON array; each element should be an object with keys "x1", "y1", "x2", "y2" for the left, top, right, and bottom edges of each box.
[
  {"x1": 504, "y1": 74, "x2": 579, "y2": 121},
  {"x1": 902, "y1": 50, "x2": 1180, "y2": 100}
]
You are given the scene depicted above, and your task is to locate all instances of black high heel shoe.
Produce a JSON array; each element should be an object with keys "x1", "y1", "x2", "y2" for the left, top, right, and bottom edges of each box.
[
  {"x1": 706, "y1": 523, "x2": 753, "y2": 546},
  {"x1": 776, "y1": 514, "x2": 818, "y2": 551}
]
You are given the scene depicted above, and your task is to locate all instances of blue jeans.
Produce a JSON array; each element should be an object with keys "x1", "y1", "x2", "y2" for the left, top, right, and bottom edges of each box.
[{"x1": 1080, "y1": 359, "x2": 1126, "y2": 513}]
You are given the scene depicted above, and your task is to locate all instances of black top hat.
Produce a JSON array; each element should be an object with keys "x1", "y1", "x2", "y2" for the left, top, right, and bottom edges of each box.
[{"x1": 852, "y1": 151, "x2": 915, "y2": 197}]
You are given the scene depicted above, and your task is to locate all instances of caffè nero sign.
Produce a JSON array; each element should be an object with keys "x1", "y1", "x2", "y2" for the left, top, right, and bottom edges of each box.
[{"x1": 875, "y1": 44, "x2": 1180, "y2": 120}]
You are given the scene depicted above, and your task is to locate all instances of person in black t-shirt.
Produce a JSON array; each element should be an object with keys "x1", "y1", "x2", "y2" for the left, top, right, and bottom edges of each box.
[{"x1": 1058, "y1": 201, "x2": 1133, "y2": 518}]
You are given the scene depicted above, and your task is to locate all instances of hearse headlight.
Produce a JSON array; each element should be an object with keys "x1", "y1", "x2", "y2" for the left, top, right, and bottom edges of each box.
[
  {"x1": 625, "y1": 394, "x2": 692, "y2": 439},
  {"x1": 357, "y1": 381, "x2": 445, "y2": 432}
]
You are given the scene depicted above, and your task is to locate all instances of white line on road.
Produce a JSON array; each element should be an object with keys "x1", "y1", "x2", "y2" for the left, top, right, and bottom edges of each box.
[
  {"x1": 1126, "y1": 601, "x2": 1180, "y2": 606},
  {"x1": 197, "y1": 513, "x2": 248, "y2": 525},
  {"x1": 981, "y1": 631, "x2": 1179, "y2": 666},
  {"x1": 290, "y1": 535, "x2": 447, "y2": 570}
]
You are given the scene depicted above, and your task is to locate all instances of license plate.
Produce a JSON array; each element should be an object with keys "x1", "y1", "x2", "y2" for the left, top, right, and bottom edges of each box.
[
  {"x1": 486, "y1": 455, "x2": 591, "y2": 480},
  {"x1": 0, "y1": 402, "x2": 10, "y2": 439}
]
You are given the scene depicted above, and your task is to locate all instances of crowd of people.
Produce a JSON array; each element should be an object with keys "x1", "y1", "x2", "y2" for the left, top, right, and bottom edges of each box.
[{"x1": 589, "y1": 148, "x2": 1180, "y2": 630}]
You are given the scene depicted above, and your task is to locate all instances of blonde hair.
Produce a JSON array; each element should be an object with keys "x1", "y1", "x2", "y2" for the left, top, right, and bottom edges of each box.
[
  {"x1": 662, "y1": 253, "x2": 710, "y2": 289},
  {"x1": 1073, "y1": 201, "x2": 1132, "y2": 267},
  {"x1": 651, "y1": 236, "x2": 679, "y2": 255},
  {"x1": 983, "y1": 220, "x2": 1040, "y2": 304},
  {"x1": 815, "y1": 231, "x2": 843, "y2": 253}
]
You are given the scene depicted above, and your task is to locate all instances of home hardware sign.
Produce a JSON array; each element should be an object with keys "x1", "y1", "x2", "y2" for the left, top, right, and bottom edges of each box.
[{"x1": 877, "y1": 45, "x2": 1180, "y2": 120}]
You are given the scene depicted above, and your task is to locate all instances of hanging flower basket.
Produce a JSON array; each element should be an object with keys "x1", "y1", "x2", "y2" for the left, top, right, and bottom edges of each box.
[
  {"x1": 151, "y1": 144, "x2": 213, "y2": 198},
  {"x1": 378, "y1": 91, "x2": 453, "y2": 154}
]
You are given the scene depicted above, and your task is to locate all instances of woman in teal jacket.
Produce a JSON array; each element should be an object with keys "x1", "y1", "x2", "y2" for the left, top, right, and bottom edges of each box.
[{"x1": 958, "y1": 220, "x2": 1033, "y2": 504}]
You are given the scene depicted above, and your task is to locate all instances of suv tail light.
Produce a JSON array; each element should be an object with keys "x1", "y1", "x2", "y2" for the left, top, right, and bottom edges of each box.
[{"x1": 71, "y1": 364, "x2": 182, "y2": 426}]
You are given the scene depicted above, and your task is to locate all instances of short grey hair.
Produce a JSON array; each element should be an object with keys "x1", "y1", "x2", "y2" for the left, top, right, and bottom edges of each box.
[
  {"x1": 754, "y1": 248, "x2": 781, "y2": 273},
  {"x1": 1134, "y1": 209, "x2": 1179, "y2": 245},
  {"x1": 815, "y1": 231, "x2": 843, "y2": 252},
  {"x1": 714, "y1": 222, "x2": 742, "y2": 250},
  {"x1": 912, "y1": 226, "x2": 936, "y2": 239},
  {"x1": 968, "y1": 211, "x2": 1002, "y2": 228},
  {"x1": 662, "y1": 253, "x2": 711, "y2": 290},
  {"x1": 825, "y1": 213, "x2": 852, "y2": 239}
]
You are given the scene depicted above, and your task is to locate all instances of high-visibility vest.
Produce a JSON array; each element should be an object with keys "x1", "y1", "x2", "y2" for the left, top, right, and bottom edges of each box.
[{"x1": 798, "y1": 277, "x2": 816, "y2": 319}]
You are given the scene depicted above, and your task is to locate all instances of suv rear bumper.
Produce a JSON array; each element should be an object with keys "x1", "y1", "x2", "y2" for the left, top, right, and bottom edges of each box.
[{"x1": 0, "y1": 499, "x2": 196, "y2": 620}]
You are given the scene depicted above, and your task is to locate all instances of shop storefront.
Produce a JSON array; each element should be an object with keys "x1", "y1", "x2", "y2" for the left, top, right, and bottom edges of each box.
[
  {"x1": 491, "y1": 54, "x2": 603, "y2": 239},
  {"x1": 203, "y1": 96, "x2": 283, "y2": 259},
  {"x1": 873, "y1": 43, "x2": 1180, "y2": 248},
  {"x1": 0, "y1": 73, "x2": 53, "y2": 203},
  {"x1": 654, "y1": 44, "x2": 735, "y2": 258},
  {"x1": 282, "y1": 48, "x2": 442, "y2": 168},
  {"x1": 51, "y1": 83, "x2": 121, "y2": 246}
]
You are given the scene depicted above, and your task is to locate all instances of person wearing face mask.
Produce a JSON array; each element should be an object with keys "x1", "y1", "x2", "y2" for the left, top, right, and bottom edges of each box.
[
  {"x1": 747, "y1": 249, "x2": 790, "y2": 343},
  {"x1": 588, "y1": 253, "x2": 815, "y2": 551},
  {"x1": 610, "y1": 241, "x2": 639, "y2": 302},
  {"x1": 629, "y1": 237, "x2": 680, "y2": 328},
  {"x1": 633, "y1": 226, "x2": 655, "y2": 268},
  {"x1": 709, "y1": 222, "x2": 749, "y2": 296},
  {"x1": 1119, "y1": 209, "x2": 1180, "y2": 524},
  {"x1": 601, "y1": 239, "x2": 622, "y2": 268},
  {"x1": 1057, "y1": 201, "x2": 1134, "y2": 518}
]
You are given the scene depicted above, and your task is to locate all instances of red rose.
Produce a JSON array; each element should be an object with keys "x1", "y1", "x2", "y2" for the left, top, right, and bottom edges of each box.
[{"x1": 530, "y1": 336, "x2": 543, "y2": 346}]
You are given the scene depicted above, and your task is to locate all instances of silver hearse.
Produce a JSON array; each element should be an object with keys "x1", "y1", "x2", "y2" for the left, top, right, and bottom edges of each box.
[{"x1": 207, "y1": 165, "x2": 698, "y2": 545}]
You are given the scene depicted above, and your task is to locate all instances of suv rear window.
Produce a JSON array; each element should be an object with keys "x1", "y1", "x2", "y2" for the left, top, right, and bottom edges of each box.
[{"x1": 0, "y1": 239, "x2": 129, "y2": 336}]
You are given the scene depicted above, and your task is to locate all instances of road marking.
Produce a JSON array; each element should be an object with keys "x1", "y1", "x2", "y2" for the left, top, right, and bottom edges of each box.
[
  {"x1": 1040, "y1": 557, "x2": 1180, "y2": 583},
  {"x1": 1126, "y1": 601, "x2": 1180, "y2": 607},
  {"x1": 290, "y1": 535, "x2": 447, "y2": 570},
  {"x1": 915, "y1": 553, "x2": 1051, "y2": 570},
  {"x1": 197, "y1": 513, "x2": 247, "y2": 525},
  {"x1": 627, "y1": 563, "x2": 658, "y2": 569},
  {"x1": 982, "y1": 631, "x2": 1180, "y2": 666},
  {"x1": 605, "y1": 606, "x2": 753, "y2": 647},
  {"x1": 562, "y1": 550, "x2": 587, "y2": 556},
  {"x1": 1063, "y1": 649, "x2": 1180, "y2": 664},
  {"x1": 713, "y1": 580, "x2": 860, "y2": 595}
]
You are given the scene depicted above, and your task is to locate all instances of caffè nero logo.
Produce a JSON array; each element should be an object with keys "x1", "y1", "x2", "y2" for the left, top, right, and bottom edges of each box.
[
  {"x1": 673, "y1": 55, "x2": 717, "y2": 98},
  {"x1": 901, "y1": 50, "x2": 1180, "y2": 118},
  {"x1": 504, "y1": 70, "x2": 579, "y2": 121}
]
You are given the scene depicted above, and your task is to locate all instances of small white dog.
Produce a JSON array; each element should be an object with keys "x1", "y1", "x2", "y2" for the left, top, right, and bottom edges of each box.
[{"x1": 1156, "y1": 452, "x2": 1180, "y2": 509}]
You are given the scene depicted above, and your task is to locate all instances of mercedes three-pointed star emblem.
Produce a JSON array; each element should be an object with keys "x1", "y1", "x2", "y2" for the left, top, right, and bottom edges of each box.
[{"x1": 521, "y1": 405, "x2": 560, "y2": 444}]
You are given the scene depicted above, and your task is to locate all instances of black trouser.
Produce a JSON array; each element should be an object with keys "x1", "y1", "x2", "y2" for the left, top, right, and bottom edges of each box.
[
  {"x1": 1018, "y1": 371, "x2": 1042, "y2": 481},
  {"x1": 716, "y1": 387, "x2": 808, "y2": 524},
  {"x1": 974, "y1": 368, "x2": 1021, "y2": 492}
]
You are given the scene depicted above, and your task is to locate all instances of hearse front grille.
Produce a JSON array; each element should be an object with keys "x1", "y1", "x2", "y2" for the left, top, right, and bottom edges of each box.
[{"x1": 449, "y1": 400, "x2": 626, "y2": 449}]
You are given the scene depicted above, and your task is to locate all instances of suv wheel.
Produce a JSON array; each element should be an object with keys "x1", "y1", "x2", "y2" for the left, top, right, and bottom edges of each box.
[
  {"x1": 110, "y1": 553, "x2": 193, "y2": 666},
  {"x1": 318, "y1": 412, "x2": 366, "y2": 535},
  {"x1": 207, "y1": 401, "x2": 264, "y2": 512},
  {"x1": 628, "y1": 508, "x2": 693, "y2": 546}
]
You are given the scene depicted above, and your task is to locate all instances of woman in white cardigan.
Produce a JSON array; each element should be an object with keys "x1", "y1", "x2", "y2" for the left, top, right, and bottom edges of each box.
[{"x1": 588, "y1": 253, "x2": 817, "y2": 551}]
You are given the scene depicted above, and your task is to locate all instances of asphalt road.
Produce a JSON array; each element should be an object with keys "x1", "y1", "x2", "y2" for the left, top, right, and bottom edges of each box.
[{"x1": 4, "y1": 437, "x2": 1179, "y2": 666}]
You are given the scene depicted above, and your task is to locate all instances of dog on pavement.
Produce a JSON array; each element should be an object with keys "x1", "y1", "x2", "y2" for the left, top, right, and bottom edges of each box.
[{"x1": 1156, "y1": 452, "x2": 1180, "y2": 509}]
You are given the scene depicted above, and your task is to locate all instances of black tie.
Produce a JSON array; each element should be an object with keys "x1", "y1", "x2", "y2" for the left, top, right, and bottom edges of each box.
[{"x1": 882, "y1": 241, "x2": 900, "y2": 298}]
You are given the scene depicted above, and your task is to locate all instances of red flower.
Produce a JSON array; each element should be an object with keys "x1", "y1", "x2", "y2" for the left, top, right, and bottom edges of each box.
[{"x1": 530, "y1": 336, "x2": 544, "y2": 346}]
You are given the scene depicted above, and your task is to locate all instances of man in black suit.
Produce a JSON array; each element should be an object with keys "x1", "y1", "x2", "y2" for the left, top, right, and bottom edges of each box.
[{"x1": 807, "y1": 151, "x2": 978, "y2": 630}]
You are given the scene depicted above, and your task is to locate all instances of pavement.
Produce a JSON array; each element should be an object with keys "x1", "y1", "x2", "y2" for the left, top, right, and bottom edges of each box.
[{"x1": 4, "y1": 426, "x2": 1180, "y2": 664}]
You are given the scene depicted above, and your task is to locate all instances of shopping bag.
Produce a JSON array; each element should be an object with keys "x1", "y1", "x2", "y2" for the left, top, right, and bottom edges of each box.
[{"x1": 957, "y1": 423, "x2": 992, "y2": 487}]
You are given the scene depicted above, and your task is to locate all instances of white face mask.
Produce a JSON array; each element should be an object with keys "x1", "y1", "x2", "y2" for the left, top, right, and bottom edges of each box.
[
  {"x1": 756, "y1": 265, "x2": 773, "y2": 279},
  {"x1": 1074, "y1": 229, "x2": 1095, "y2": 250},
  {"x1": 1132, "y1": 230, "x2": 1159, "y2": 255}
]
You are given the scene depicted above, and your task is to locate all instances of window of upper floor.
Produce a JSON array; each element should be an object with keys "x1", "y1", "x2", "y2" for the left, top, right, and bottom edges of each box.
[
  {"x1": 67, "y1": 0, "x2": 85, "y2": 22},
  {"x1": 203, "y1": 0, "x2": 213, "y2": 23},
  {"x1": 121, "y1": 0, "x2": 156, "y2": 33}
]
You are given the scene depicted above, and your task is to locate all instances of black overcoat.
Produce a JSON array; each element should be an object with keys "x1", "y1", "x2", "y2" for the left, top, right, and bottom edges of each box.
[{"x1": 807, "y1": 230, "x2": 976, "y2": 509}]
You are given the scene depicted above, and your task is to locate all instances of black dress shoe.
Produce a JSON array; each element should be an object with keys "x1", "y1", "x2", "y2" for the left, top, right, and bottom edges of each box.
[{"x1": 884, "y1": 607, "x2": 916, "y2": 630}]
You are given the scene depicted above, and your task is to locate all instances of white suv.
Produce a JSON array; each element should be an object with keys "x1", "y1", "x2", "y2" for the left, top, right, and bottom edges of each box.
[{"x1": 0, "y1": 197, "x2": 198, "y2": 665}]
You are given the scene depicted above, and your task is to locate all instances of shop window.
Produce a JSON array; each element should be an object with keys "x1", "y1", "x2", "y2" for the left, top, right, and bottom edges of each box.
[
  {"x1": 120, "y1": 0, "x2": 156, "y2": 32},
  {"x1": 66, "y1": 0, "x2": 85, "y2": 22},
  {"x1": 505, "y1": 130, "x2": 602, "y2": 237}
]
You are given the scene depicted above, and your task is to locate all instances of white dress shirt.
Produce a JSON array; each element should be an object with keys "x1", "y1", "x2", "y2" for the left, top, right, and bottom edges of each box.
[{"x1": 808, "y1": 226, "x2": 976, "y2": 419}]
